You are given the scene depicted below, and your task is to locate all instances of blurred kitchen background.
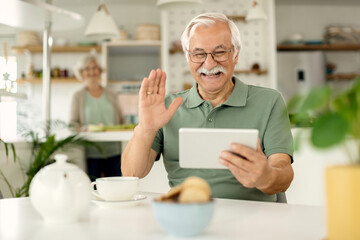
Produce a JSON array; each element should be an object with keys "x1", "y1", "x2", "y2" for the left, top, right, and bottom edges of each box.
[{"x1": 1, "y1": 0, "x2": 360, "y2": 138}]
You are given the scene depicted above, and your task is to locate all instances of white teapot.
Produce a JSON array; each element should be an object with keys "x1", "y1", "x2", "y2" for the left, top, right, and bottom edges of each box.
[{"x1": 29, "y1": 154, "x2": 91, "y2": 224}]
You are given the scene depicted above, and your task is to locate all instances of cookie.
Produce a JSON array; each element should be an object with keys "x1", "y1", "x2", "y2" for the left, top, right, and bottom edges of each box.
[
  {"x1": 178, "y1": 187, "x2": 210, "y2": 203},
  {"x1": 182, "y1": 176, "x2": 211, "y2": 197}
]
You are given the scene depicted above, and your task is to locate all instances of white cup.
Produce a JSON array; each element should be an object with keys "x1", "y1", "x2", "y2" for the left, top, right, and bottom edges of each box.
[{"x1": 90, "y1": 176, "x2": 139, "y2": 201}]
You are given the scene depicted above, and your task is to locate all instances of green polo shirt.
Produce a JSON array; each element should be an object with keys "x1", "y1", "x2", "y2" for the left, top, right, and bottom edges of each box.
[{"x1": 151, "y1": 77, "x2": 293, "y2": 202}]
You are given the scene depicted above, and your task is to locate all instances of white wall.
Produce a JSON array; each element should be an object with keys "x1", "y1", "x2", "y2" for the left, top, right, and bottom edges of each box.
[{"x1": 138, "y1": 157, "x2": 170, "y2": 194}]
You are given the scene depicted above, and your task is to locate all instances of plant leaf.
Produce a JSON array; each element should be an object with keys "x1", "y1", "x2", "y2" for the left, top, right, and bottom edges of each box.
[
  {"x1": 11, "y1": 143, "x2": 16, "y2": 163},
  {"x1": 287, "y1": 94, "x2": 305, "y2": 114},
  {"x1": 311, "y1": 112, "x2": 349, "y2": 148},
  {"x1": 0, "y1": 169, "x2": 15, "y2": 197},
  {"x1": 299, "y1": 86, "x2": 331, "y2": 113}
]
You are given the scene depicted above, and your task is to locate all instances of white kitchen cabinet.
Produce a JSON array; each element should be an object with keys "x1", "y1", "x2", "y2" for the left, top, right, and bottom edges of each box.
[
  {"x1": 102, "y1": 40, "x2": 162, "y2": 84},
  {"x1": 277, "y1": 44, "x2": 360, "y2": 81}
]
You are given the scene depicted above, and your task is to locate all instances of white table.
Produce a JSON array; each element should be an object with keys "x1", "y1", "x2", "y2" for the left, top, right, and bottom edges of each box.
[{"x1": 0, "y1": 193, "x2": 326, "y2": 240}]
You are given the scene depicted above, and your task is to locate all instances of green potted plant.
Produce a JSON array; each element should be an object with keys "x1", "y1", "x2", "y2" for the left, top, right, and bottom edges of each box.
[
  {"x1": 0, "y1": 139, "x2": 16, "y2": 198},
  {"x1": 0, "y1": 121, "x2": 101, "y2": 198},
  {"x1": 288, "y1": 77, "x2": 360, "y2": 240}
]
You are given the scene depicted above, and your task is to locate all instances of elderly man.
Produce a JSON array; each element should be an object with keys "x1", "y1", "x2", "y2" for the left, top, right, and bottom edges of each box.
[{"x1": 122, "y1": 12, "x2": 294, "y2": 202}]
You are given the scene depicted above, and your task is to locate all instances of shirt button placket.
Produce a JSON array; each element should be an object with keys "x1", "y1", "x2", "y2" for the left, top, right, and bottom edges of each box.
[
  {"x1": 204, "y1": 101, "x2": 215, "y2": 127},
  {"x1": 207, "y1": 112, "x2": 215, "y2": 127}
]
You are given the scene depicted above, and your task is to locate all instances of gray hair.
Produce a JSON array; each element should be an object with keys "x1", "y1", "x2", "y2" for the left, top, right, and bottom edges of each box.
[
  {"x1": 180, "y1": 12, "x2": 242, "y2": 62},
  {"x1": 73, "y1": 54, "x2": 103, "y2": 81}
]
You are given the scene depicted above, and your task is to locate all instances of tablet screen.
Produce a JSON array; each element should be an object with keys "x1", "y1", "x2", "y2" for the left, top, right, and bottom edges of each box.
[{"x1": 179, "y1": 128, "x2": 259, "y2": 169}]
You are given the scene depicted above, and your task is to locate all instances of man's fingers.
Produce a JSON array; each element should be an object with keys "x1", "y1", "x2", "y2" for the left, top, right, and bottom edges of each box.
[
  {"x1": 146, "y1": 69, "x2": 156, "y2": 95},
  {"x1": 230, "y1": 144, "x2": 255, "y2": 162},
  {"x1": 219, "y1": 151, "x2": 250, "y2": 171},
  {"x1": 158, "y1": 70, "x2": 167, "y2": 96},
  {"x1": 153, "y1": 69, "x2": 162, "y2": 94},
  {"x1": 141, "y1": 69, "x2": 167, "y2": 97},
  {"x1": 219, "y1": 157, "x2": 252, "y2": 186}
]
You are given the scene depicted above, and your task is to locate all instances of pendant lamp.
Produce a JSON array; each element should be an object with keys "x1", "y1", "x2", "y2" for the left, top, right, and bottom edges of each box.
[
  {"x1": 85, "y1": 2, "x2": 119, "y2": 39},
  {"x1": 156, "y1": 0, "x2": 202, "y2": 11},
  {"x1": 245, "y1": 0, "x2": 267, "y2": 22}
]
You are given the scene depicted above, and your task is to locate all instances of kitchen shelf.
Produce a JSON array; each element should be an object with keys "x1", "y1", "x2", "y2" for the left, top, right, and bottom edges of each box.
[
  {"x1": 226, "y1": 15, "x2": 246, "y2": 22},
  {"x1": 326, "y1": 73, "x2": 360, "y2": 81},
  {"x1": 234, "y1": 69, "x2": 268, "y2": 75},
  {"x1": 169, "y1": 46, "x2": 183, "y2": 54},
  {"x1": 17, "y1": 77, "x2": 79, "y2": 84},
  {"x1": 277, "y1": 44, "x2": 360, "y2": 51},
  {"x1": 11, "y1": 45, "x2": 101, "y2": 54}
]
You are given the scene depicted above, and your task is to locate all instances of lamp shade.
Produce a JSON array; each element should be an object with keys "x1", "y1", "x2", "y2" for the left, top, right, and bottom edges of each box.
[
  {"x1": 85, "y1": 3, "x2": 119, "y2": 39},
  {"x1": 245, "y1": 0, "x2": 267, "y2": 22},
  {"x1": 156, "y1": 0, "x2": 202, "y2": 11}
]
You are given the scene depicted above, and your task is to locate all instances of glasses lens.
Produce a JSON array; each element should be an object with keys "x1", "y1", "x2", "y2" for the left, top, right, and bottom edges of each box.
[
  {"x1": 212, "y1": 50, "x2": 229, "y2": 62},
  {"x1": 190, "y1": 53, "x2": 207, "y2": 63}
]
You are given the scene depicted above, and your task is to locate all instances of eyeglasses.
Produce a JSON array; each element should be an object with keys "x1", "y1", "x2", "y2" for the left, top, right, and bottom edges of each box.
[{"x1": 187, "y1": 47, "x2": 234, "y2": 63}]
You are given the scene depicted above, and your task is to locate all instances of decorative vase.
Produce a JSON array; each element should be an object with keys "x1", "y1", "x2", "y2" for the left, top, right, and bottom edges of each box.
[{"x1": 326, "y1": 165, "x2": 360, "y2": 240}]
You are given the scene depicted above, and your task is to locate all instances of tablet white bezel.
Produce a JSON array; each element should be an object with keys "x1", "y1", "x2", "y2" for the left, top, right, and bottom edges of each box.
[{"x1": 179, "y1": 128, "x2": 259, "y2": 169}]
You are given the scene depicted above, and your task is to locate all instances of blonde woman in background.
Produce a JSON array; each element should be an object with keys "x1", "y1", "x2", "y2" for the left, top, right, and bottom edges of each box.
[{"x1": 70, "y1": 54, "x2": 126, "y2": 181}]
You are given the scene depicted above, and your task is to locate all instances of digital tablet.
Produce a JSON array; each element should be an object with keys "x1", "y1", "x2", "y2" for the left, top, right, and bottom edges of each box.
[{"x1": 179, "y1": 128, "x2": 259, "y2": 169}]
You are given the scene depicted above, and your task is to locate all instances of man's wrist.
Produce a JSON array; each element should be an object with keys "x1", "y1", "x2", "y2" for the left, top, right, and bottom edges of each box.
[
  {"x1": 256, "y1": 167, "x2": 277, "y2": 195},
  {"x1": 134, "y1": 124, "x2": 158, "y2": 138}
]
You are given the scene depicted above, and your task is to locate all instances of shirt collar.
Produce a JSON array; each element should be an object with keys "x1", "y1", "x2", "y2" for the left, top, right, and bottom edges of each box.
[
  {"x1": 186, "y1": 76, "x2": 248, "y2": 108},
  {"x1": 186, "y1": 83, "x2": 205, "y2": 108},
  {"x1": 223, "y1": 76, "x2": 248, "y2": 107}
]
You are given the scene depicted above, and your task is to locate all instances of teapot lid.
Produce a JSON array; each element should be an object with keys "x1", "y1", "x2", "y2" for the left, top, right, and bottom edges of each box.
[{"x1": 44, "y1": 154, "x2": 81, "y2": 172}]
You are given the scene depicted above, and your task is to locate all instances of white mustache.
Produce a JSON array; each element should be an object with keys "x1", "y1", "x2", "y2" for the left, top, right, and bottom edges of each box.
[{"x1": 197, "y1": 66, "x2": 227, "y2": 75}]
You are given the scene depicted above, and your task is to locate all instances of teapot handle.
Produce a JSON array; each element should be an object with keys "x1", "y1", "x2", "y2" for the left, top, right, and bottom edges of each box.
[{"x1": 90, "y1": 182, "x2": 103, "y2": 200}]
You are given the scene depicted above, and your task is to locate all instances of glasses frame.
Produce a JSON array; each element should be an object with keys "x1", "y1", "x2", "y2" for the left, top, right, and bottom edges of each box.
[{"x1": 187, "y1": 47, "x2": 234, "y2": 63}]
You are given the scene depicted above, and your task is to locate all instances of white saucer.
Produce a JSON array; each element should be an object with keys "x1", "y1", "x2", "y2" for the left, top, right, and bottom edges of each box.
[{"x1": 91, "y1": 194, "x2": 147, "y2": 208}]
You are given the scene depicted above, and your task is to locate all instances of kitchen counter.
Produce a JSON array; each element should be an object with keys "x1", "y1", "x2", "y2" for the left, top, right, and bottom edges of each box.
[{"x1": 78, "y1": 131, "x2": 134, "y2": 142}]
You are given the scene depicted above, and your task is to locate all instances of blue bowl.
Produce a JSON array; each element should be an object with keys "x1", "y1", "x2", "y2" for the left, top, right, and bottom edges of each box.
[{"x1": 152, "y1": 199, "x2": 215, "y2": 237}]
